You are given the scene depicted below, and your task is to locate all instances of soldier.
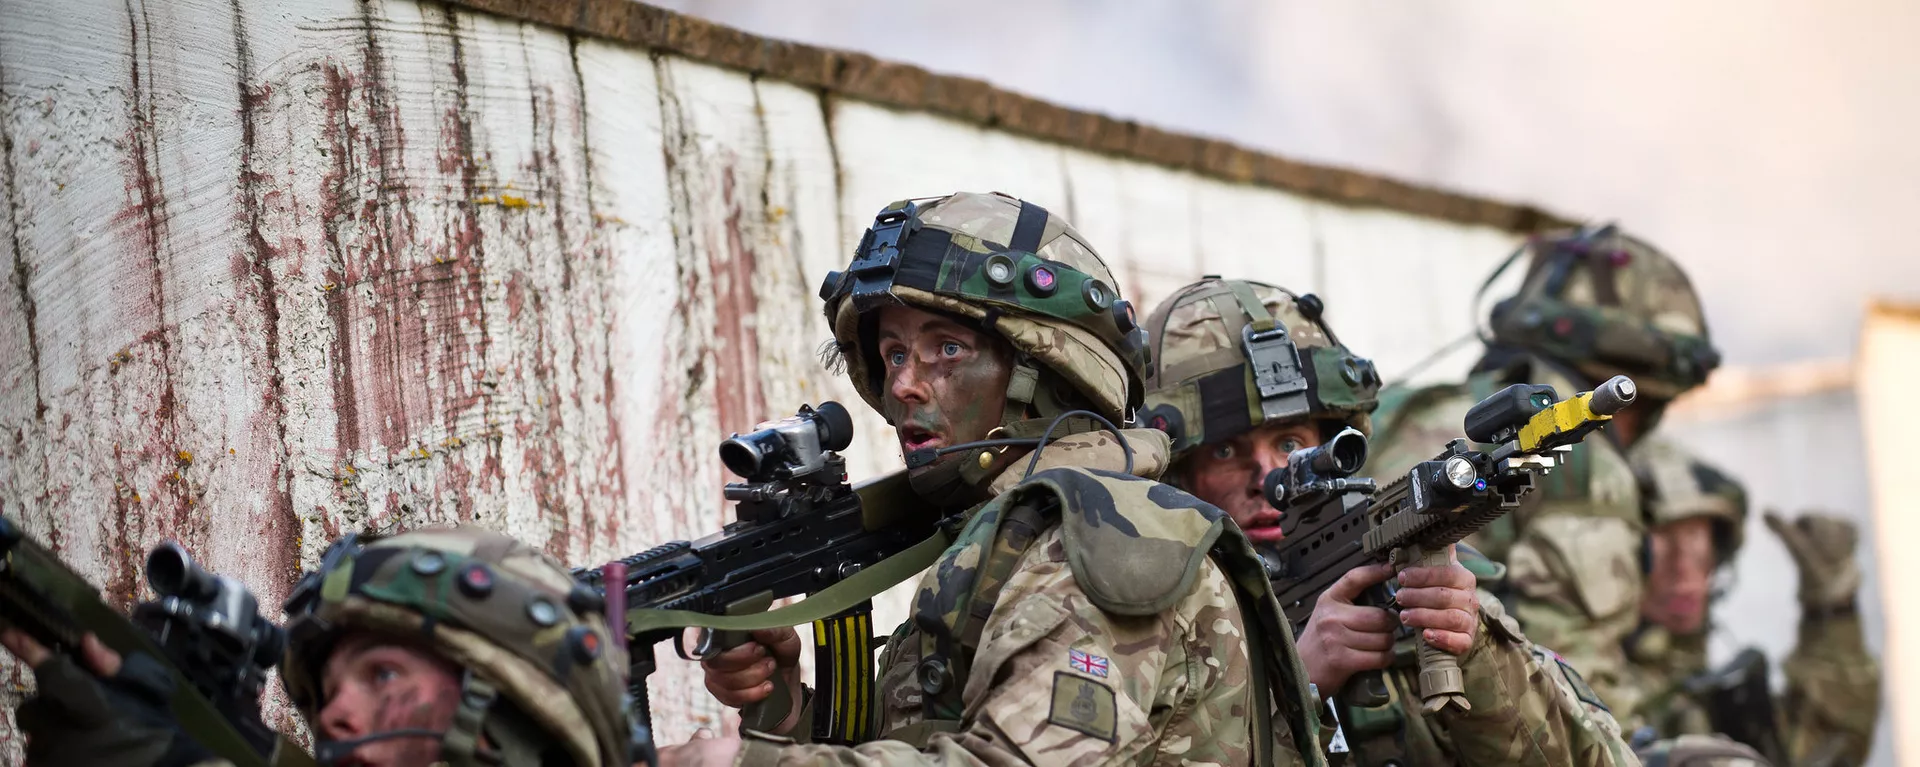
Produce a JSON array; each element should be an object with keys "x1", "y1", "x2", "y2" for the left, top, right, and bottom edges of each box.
[
  {"x1": 1364, "y1": 226, "x2": 1881, "y2": 764},
  {"x1": 2, "y1": 526, "x2": 639, "y2": 767},
  {"x1": 672, "y1": 192, "x2": 1326, "y2": 766},
  {"x1": 1140, "y1": 276, "x2": 1634, "y2": 767},
  {"x1": 1365, "y1": 226, "x2": 1723, "y2": 719},
  {"x1": 1627, "y1": 439, "x2": 1880, "y2": 766}
]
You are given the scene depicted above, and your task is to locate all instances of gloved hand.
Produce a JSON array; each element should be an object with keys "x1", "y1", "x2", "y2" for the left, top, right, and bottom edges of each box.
[
  {"x1": 1763, "y1": 510, "x2": 1863, "y2": 612},
  {"x1": 2, "y1": 630, "x2": 215, "y2": 767}
]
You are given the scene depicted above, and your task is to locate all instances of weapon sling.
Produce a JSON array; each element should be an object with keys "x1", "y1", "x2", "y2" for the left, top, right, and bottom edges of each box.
[{"x1": 623, "y1": 529, "x2": 953, "y2": 743}]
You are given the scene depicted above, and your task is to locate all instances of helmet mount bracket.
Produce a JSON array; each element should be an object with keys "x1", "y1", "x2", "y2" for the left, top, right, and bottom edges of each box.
[{"x1": 1243, "y1": 324, "x2": 1311, "y2": 424}]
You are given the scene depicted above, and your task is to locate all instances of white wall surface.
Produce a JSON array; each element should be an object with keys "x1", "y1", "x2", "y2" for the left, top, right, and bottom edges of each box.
[
  {"x1": 1859, "y1": 306, "x2": 1920, "y2": 767},
  {"x1": 0, "y1": 0, "x2": 1525, "y2": 755}
]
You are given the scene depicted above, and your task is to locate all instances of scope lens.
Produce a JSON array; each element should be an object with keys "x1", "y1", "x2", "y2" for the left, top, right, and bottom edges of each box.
[
  {"x1": 1443, "y1": 456, "x2": 1477, "y2": 489},
  {"x1": 718, "y1": 438, "x2": 766, "y2": 479}
]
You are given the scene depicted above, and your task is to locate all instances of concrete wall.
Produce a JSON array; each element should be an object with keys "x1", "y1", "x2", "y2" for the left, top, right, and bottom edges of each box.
[{"x1": 0, "y1": 0, "x2": 1543, "y2": 753}]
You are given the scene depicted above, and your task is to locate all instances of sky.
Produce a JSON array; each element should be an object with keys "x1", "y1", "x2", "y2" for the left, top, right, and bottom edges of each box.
[{"x1": 654, "y1": 0, "x2": 1920, "y2": 369}]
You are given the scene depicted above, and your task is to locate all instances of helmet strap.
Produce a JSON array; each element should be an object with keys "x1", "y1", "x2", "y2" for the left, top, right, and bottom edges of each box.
[{"x1": 439, "y1": 671, "x2": 501, "y2": 767}]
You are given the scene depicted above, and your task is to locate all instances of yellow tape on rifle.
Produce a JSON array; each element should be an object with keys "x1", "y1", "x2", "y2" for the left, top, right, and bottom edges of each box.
[{"x1": 1517, "y1": 391, "x2": 1608, "y2": 453}]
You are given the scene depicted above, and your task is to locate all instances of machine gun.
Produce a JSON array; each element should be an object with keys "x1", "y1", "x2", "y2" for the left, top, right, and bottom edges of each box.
[
  {"x1": 579, "y1": 401, "x2": 951, "y2": 761},
  {"x1": 1263, "y1": 374, "x2": 1637, "y2": 713},
  {"x1": 0, "y1": 516, "x2": 297, "y2": 766}
]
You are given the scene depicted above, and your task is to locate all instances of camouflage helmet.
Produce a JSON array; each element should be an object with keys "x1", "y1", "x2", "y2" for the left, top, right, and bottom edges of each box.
[
  {"x1": 1487, "y1": 225, "x2": 1720, "y2": 400},
  {"x1": 281, "y1": 527, "x2": 632, "y2": 767},
  {"x1": 1632, "y1": 438, "x2": 1748, "y2": 562},
  {"x1": 819, "y1": 192, "x2": 1148, "y2": 425},
  {"x1": 1140, "y1": 277, "x2": 1380, "y2": 462}
]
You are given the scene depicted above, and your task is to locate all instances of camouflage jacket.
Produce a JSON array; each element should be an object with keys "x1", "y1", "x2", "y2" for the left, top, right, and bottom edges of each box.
[
  {"x1": 739, "y1": 431, "x2": 1324, "y2": 766},
  {"x1": 1299, "y1": 548, "x2": 1633, "y2": 767},
  {"x1": 1622, "y1": 439, "x2": 1881, "y2": 767},
  {"x1": 1367, "y1": 361, "x2": 1647, "y2": 719}
]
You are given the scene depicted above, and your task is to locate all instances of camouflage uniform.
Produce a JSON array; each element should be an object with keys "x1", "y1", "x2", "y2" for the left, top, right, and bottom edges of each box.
[
  {"x1": 1141, "y1": 278, "x2": 1633, "y2": 767},
  {"x1": 1622, "y1": 439, "x2": 1881, "y2": 767},
  {"x1": 743, "y1": 192, "x2": 1325, "y2": 766}
]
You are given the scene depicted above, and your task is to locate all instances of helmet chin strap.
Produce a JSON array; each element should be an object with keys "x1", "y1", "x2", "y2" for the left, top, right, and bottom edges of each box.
[{"x1": 312, "y1": 671, "x2": 503, "y2": 767}]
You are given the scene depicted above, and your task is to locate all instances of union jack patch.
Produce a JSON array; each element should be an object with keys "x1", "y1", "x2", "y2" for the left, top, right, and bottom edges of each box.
[{"x1": 1068, "y1": 648, "x2": 1110, "y2": 677}]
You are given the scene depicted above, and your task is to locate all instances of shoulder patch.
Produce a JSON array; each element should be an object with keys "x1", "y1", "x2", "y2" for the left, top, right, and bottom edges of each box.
[
  {"x1": 1549, "y1": 649, "x2": 1609, "y2": 712},
  {"x1": 1048, "y1": 671, "x2": 1118, "y2": 742}
]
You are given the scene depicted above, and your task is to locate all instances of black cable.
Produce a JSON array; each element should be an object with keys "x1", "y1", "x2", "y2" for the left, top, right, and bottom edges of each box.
[
  {"x1": 1023, "y1": 409, "x2": 1133, "y2": 480},
  {"x1": 906, "y1": 438, "x2": 1043, "y2": 469}
]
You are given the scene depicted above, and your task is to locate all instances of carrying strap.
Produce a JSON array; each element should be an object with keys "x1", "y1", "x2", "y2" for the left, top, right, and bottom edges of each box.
[{"x1": 917, "y1": 501, "x2": 1051, "y2": 723}]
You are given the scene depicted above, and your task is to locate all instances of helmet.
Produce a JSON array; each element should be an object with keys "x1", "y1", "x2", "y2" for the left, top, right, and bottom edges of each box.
[
  {"x1": 281, "y1": 527, "x2": 632, "y2": 767},
  {"x1": 1487, "y1": 225, "x2": 1720, "y2": 400},
  {"x1": 1632, "y1": 438, "x2": 1747, "y2": 563},
  {"x1": 819, "y1": 192, "x2": 1149, "y2": 426},
  {"x1": 1140, "y1": 278, "x2": 1380, "y2": 463}
]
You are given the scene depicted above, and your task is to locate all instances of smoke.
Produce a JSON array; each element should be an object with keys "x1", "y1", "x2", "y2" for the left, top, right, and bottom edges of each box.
[{"x1": 655, "y1": 0, "x2": 1920, "y2": 365}]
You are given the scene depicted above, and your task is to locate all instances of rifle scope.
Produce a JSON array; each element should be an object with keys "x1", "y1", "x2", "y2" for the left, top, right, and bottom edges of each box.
[
  {"x1": 1263, "y1": 427, "x2": 1368, "y2": 509},
  {"x1": 720, "y1": 401, "x2": 855, "y2": 482},
  {"x1": 144, "y1": 542, "x2": 287, "y2": 668},
  {"x1": 147, "y1": 541, "x2": 221, "y2": 602}
]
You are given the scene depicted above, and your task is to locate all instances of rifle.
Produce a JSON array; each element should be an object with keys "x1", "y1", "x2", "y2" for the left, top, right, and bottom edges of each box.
[
  {"x1": 0, "y1": 516, "x2": 301, "y2": 766},
  {"x1": 1680, "y1": 647, "x2": 1790, "y2": 765},
  {"x1": 1262, "y1": 375, "x2": 1637, "y2": 713},
  {"x1": 578, "y1": 401, "x2": 953, "y2": 762}
]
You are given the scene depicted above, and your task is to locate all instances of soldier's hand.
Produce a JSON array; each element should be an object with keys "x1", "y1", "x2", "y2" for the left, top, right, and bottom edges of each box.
[
  {"x1": 1, "y1": 629, "x2": 123, "y2": 676},
  {"x1": 1764, "y1": 509, "x2": 1862, "y2": 611},
  {"x1": 701, "y1": 628, "x2": 803, "y2": 725},
  {"x1": 1395, "y1": 546, "x2": 1480, "y2": 655},
  {"x1": 1297, "y1": 563, "x2": 1399, "y2": 691},
  {"x1": 0, "y1": 630, "x2": 213, "y2": 766}
]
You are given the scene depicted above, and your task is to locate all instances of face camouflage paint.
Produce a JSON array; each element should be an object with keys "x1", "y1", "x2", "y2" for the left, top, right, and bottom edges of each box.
[{"x1": 874, "y1": 305, "x2": 1015, "y2": 469}]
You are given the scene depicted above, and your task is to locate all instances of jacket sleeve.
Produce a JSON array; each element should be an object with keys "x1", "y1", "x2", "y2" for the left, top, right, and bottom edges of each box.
[
  {"x1": 1781, "y1": 609, "x2": 1881, "y2": 767},
  {"x1": 1440, "y1": 590, "x2": 1637, "y2": 767},
  {"x1": 739, "y1": 553, "x2": 1297, "y2": 767},
  {"x1": 1498, "y1": 505, "x2": 1648, "y2": 722}
]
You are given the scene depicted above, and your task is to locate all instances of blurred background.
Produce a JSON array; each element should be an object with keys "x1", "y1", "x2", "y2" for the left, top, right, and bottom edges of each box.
[{"x1": 652, "y1": 1, "x2": 1916, "y2": 762}]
